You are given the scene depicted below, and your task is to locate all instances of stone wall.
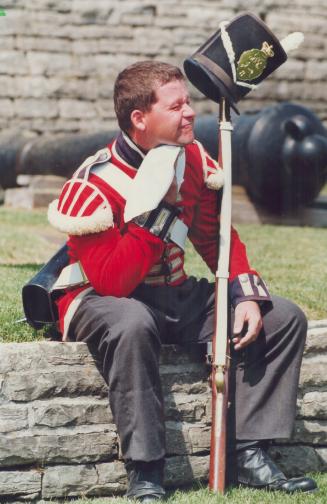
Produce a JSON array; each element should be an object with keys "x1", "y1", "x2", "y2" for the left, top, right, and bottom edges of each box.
[
  {"x1": 0, "y1": 0, "x2": 327, "y2": 137},
  {"x1": 0, "y1": 320, "x2": 326, "y2": 501}
]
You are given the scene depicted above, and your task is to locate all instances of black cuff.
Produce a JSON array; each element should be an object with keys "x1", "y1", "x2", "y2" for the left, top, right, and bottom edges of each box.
[{"x1": 229, "y1": 273, "x2": 272, "y2": 309}]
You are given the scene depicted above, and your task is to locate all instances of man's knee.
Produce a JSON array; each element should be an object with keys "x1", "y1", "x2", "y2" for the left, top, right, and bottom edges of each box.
[{"x1": 265, "y1": 295, "x2": 307, "y2": 345}]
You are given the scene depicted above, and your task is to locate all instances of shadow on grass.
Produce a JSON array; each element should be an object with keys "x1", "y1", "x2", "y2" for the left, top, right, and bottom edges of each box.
[{"x1": 0, "y1": 263, "x2": 45, "y2": 269}]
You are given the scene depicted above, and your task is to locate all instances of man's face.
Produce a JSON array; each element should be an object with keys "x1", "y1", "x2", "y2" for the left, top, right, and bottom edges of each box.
[{"x1": 142, "y1": 79, "x2": 196, "y2": 148}]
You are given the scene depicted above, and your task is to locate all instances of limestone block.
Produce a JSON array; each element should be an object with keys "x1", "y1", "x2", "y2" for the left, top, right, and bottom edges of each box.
[
  {"x1": 25, "y1": 0, "x2": 71, "y2": 12},
  {"x1": 1, "y1": 367, "x2": 106, "y2": 401},
  {"x1": 275, "y1": 59, "x2": 305, "y2": 80},
  {"x1": 59, "y1": 99, "x2": 97, "y2": 119},
  {"x1": 71, "y1": 55, "x2": 97, "y2": 76},
  {"x1": 166, "y1": 421, "x2": 191, "y2": 455},
  {"x1": 0, "y1": 425, "x2": 117, "y2": 467},
  {"x1": 305, "y1": 60, "x2": 327, "y2": 80},
  {"x1": 305, "y1": 325, "x2": 327, "y2": 354},
  {"x1": 42, "y1": 456, "x2": 209, "y2": 498},
  {"x1": 27, "y1": 52, "x2": 74, "y2": 76},
  {"x1": 71, "y1": 0, "x2": 113, "y2": 18},
  {"x1": 188, "y1": 425, "x2": 211, "y2": 453},
  {"x1": 0, "y1": 404, "x2": 28, "y2": 433},
  {"x1": 302, "y1": 82, "x2": 327, "y2": 101},
  {"x1": 0, "y1": 36, "x2": 15, "y2": 50},
  {"x1": 14, "y1": 99, "x2": 58, "y2": 119},
  {"x1": 42, "y1": 463, "x2": 98, "y2": 498},
  {"x1": 0, "y1": 77, "x2": 16, "y2": 97},
  {"x1": 160, "y1": 344, "x2": 206, "y2": 366},
  {"x1": 166, "y1": 421, "x2": 210, "y2": 456},
  {"x1": 27, "y1": 21, "x2": 71, "y2": 38},
  {"x1": 14, "y1": 76, "x2": 67, "y2": 99},
  {"x1": 165, "y1": 454, "x2": 209, "y2": 487},
  {"x1": 160, "y1": 363, "x2": 209, "y2": 395},
  {"x1": 299, "y1": 355, "x2": 327, "y2": 388},
  {"x1": 164, "y1": 392, "x2": 209, "y2": 423},
  {"x1": 95, "y1": 461, "x2": 127, "y2": 495},
  {"x1": 16, "y1": 36, "x2": 71, "y2": 53},
  {"x1": 0, "y1": 469, "x2": 41, "y2": 500},
  {"x1": 292, "y1": 418, "x2": 327, "y2": 444},
  {"x1": 0, "y1": 341, "x2": 97, "y2": 373},
  {"x1": 96, "y1": 78, "x2": 114, "y2": 99},
  {"x1": 29, "y1": 175, "x2": 66, "y2": 190},
  {"x1": 269, "y1": 445, "x2": 321, "y2": 477},
  {"x1": 266, "y1": 11, "x2": 327, "y2": 34},
  {"x1": 0, "y1": 99, "x2": 14, "y2": 117},
  {"x1": 95, "y1": 100, "x2": 115, "y2": 119},
  {"x1": 299, "y1": 391, "x2": 327, "y2": 419},
  {"x1": 4, "y1": 187, "x2": 61, "y2": 209},
  {"x1": 121, "y1": 14, "x2": 156, "y2": 27},
  {"x1": 154, "y1": 16, "x2": 199, "y2": 29},
  {"x1": 308, "y1": 319, "x2": 327, "y2": 329},
  {"x1": 60, "y1": 78, "x2": 98, "y2": 100},
  {"x1": 316, "y1": 447, "x2": 327, "y2": 470},
  {"x1": 0, "y1": 51, "x2": 28, "y2": 75},
  {"x1": 43, "y1": 460, "x2": 127, "y2": 498},
  {"x1": 72, "y1": 39, "x2": 99, "y2": 54},
  {"x1": 70, "y1": 25, "x2": 132, "y2": 40},
  {"x1": 29, "y1": 397, "x2": 113, "y2": 428}
]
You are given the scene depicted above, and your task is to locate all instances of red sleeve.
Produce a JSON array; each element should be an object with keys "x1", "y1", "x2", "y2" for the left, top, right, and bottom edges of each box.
[
  {"x1": 229, "y1": 226, "x2": 258, "y2": 280},
  {"x1": 68, "y1": 223, "x2": 165, "y2": 297}
]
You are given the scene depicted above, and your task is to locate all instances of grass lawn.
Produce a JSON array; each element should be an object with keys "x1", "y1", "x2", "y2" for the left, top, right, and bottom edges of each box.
[
  {"x1": 33, "y1": 474, "x2": 327, "y2": 504},
  {"x1": 0, "y1": 206, "x2": 326, "y2": 343},
  {"x1": 0, "y1": 206, "x2": 326, "y2": 501}
]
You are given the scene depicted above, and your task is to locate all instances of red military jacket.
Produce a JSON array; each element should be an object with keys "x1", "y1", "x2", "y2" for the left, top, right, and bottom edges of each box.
[{"x1": 48, "y1": 132, "x2": 270, "y2": 339}]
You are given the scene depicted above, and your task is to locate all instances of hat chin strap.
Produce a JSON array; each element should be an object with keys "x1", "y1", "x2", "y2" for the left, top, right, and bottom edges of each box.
[{"x1": 219, "y1": 21, "x2": 258, "y2": 91}]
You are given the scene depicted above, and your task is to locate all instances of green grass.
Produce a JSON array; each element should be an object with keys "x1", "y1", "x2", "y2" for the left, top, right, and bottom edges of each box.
[
  {"x1": 0, "y1": 207, "x2": 63, "y2": 343},
  {"x1": 0, "y1": 208, "x2": 326, "y2": 499},
  {"x1": 34, "y1": 473, "x2": 327, "y2": 504},
  {"x1": 0, "y1": 207, "x2": 326, "y2": 343},
  {"x1": 320, "y1": 183, "x2": 327, "y2": 196},
  {"x1": 185, "y1": 223, "x2": 327, "y2": 321}
]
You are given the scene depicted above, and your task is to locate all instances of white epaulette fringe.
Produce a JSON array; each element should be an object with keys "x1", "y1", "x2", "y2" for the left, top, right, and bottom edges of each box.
[
  {"x1": 48, "y1": 199, "x2": 113, "y2": 236},
  {"x1": 194, "y1": 140, "x2": 224, "y2": 190}
]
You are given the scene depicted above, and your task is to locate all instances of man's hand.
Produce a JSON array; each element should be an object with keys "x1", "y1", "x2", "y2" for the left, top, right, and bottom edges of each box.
[
  {"x1": 163, "y1": 175, "x2": 178, "y2": 205},
  {"x1": 232, "y1": 300, "x2": 263, "y2": 350}
]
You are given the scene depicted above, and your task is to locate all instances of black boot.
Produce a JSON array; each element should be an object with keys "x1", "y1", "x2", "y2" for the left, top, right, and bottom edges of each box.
[
  {"x1": 125, "y1": 459, "x2": 165, "y2": 502},
  {"x1": 237, "y1": 446, "x2": 317, "y2": 493}
]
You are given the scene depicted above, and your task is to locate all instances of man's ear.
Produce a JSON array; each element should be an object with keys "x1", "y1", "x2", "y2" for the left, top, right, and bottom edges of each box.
[{"x1": 130, "y1": 109, "x2": 146, "y2": 132}]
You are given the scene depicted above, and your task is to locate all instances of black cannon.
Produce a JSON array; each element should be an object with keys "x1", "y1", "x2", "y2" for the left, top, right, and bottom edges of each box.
[
  {"x1": 0, "y1": 131, "x2": 116, "y2": 189},
  {"x1": 195, "y1": 102, "x2": 327, "y2": 214},
  {"x1": 1, "y1": 103, "x2": 327, "y2": 214}
]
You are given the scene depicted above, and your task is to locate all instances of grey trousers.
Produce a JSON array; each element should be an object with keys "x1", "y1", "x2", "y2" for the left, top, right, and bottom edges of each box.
[{"x1": 68, "y1": 277, "x2": 307, "y2": 462}]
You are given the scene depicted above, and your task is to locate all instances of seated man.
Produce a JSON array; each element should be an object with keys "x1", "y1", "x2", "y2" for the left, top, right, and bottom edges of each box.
[{"x1": 48, "y1": 61, "x2": 316, "y2": 501}]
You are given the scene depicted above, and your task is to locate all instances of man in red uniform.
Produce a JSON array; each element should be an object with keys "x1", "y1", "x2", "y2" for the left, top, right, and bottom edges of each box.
[{"x1": 48, "y1": 61, "x2": 316, "y2": 501}]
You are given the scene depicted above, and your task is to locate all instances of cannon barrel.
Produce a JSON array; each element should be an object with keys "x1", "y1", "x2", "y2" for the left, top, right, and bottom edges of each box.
[
  {"x1": 1, "y1": 103, "x2": 326, "y2": 214},
  {"x1": 0, "y1": 131, "x2": 117, "y2": 189},
  {"x1": 194, "y1": 103, "x2": 327, "y2": 214}
]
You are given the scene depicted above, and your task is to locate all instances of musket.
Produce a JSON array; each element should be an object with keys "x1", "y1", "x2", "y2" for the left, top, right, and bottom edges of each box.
[{"x1": 208, "y1": 97, "x2": 233, "y2": 493}]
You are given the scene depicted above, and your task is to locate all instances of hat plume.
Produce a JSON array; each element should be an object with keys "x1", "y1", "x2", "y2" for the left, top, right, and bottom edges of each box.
[{"x1": 280, "y1": 32, "x2": 304, "y2": 54}]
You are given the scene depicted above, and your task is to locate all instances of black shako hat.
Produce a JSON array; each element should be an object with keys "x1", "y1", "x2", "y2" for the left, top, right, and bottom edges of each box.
[{"x1": 184, "y1": 12, "x2": 303, "y2": 113}]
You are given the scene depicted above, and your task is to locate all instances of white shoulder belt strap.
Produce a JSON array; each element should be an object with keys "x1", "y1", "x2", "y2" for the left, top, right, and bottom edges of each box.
[{"x1": 54, "y1": 151, "x2": 189, "y2": 291}]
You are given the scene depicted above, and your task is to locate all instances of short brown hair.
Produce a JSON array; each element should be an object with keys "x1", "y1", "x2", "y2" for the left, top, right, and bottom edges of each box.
[{"x1": 114, "y1": 61, "x2": 184, "y2": 132}]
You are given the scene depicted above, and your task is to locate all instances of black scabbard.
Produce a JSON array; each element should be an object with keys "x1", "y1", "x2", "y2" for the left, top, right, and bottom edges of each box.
[{"x1": 22, "y1": 244, "x2": 69, "y2": 329}]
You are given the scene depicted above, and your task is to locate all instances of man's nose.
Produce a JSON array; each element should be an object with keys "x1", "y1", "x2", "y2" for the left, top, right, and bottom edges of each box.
[{"x1": 183, "y1": 103, "x2": 195, "y2": 119}]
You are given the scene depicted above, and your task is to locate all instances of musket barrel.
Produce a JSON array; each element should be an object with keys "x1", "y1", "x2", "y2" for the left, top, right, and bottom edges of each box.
[{"x1": 209, "y1": 98, "x2": 233, "y2": 494}]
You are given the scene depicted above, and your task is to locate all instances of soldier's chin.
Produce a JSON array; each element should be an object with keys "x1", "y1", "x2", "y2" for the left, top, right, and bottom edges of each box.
[{"x1": 178, "y1": 130, "x2": 195, "y2": 145}]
